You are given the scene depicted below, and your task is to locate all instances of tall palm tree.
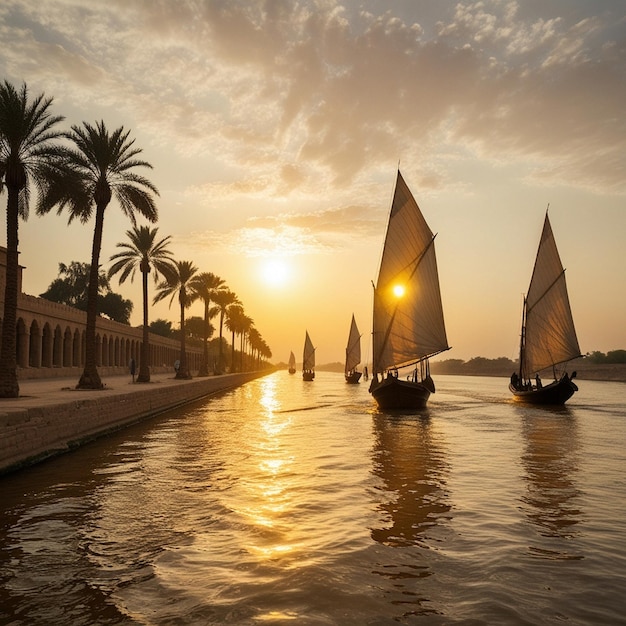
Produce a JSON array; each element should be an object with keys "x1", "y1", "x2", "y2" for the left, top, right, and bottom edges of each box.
[
  {"x1": 38, "y1": 120, "x2": 159, "y2": 389},
  {"x1": 226, "y1": 304, "x2": 245, "y2": 372},
  {"x1": 212, "y1": 289, "x2": 239, "y2": 374},
  {"x1": 190, "y1": 272, "x2": 226, "y2": 376},
  {"x1": 0, "y1": 81, "x2": 66, "y2": 397},
  {"x1": 153, "y1": 260, "x2": 198, "y2": 379},
  {"x1": 108, "y1": 225, "x2": 175, "y2": 382},
  {"x1": 238, "y1": 314, "x2": 254, "y2": 372}
]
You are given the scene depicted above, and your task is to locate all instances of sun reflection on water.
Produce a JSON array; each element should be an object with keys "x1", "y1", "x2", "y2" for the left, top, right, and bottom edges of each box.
[{"x1": 238, "y1": 376, "x2": 300, "y2": 561}]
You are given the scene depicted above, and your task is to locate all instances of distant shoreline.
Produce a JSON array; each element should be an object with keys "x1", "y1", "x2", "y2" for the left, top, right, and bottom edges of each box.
[{"x1": 309, "y1": 360, "x2": 626, "y2": 383}]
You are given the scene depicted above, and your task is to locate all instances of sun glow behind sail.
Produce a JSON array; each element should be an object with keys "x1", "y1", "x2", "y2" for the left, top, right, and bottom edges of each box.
[{"x1": 372, "y1": 171, "x2": 450, "y2": 372}]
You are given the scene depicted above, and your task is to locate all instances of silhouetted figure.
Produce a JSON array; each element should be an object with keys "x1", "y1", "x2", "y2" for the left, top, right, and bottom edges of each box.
[{"x1": 129, "y1": 358, "x2": 136, "y2": 383}]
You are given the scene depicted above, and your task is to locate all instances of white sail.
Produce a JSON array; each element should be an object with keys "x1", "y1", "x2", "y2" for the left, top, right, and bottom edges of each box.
[
  {"x1": 303, "y1": 331, "x2": 315, "y2": 370},
  {"x1": 372, "y1": 171, "x2": 449, "y2": 373},
  {"x1": 288, "y1": 351, "x2": 296, "y2": 368},
  {"x1": 345, "y1": 314, "x2": 361, "y2": 374},
  {"x1": 521, "y1": 213, "x2": 581, "y2": 377}
]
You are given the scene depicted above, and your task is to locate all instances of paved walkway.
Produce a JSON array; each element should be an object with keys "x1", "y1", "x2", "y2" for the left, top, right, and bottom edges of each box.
[{"x1": 0, "y1": 372, "x2": 215, "y2": 414}]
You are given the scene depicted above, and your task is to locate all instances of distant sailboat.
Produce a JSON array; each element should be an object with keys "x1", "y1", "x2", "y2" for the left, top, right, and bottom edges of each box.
[
  {"x1": 509, "y1": 211, "x2": 581, "y2": 404},
  {"x1": 302, "y1": 331, "x2": 315, "y2": 381},
  {"x1": 345, "y1": 314, "x2": 362, "y2": 384},
  {"x1": 288, "y1": 351, "x2": 296, "y2": 374},
  {"x1": 369, "y1": 170, "x2": 450, "y2": 409}
]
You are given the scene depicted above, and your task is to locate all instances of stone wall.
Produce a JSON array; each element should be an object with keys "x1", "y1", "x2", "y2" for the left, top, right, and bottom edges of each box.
[
  {"x1": 0, "y1": 246, "x2": 204, "y2": 378},
  {"x1": 0, "y1": 371, "x2": 267, "y2": 475}
]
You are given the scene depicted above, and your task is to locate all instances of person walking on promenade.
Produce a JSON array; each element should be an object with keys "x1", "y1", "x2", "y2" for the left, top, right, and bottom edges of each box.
[{"x1": 129, "y1": 357, "x2": 136, "y2": 383}]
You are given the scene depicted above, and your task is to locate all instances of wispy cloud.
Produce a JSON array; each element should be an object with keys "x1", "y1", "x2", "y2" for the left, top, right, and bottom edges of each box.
[{"x1": 2, "y1": 0, "x2": 625, "y2": 199}]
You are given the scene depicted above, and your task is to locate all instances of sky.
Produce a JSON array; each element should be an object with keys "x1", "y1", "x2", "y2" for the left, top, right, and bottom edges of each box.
[{"x1": 1, "y1": 0, "x2": 625, "y2": 366}]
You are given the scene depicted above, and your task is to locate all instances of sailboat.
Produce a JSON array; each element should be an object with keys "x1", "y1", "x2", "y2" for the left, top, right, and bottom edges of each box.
[
  {"x1": 369, "y1": 170, "x2": 450, "y2": 409},
  {"x1": 288, "y1": 351, "x2": 296, "y2": 374},
  {"x1": 510, "y1": 211, "x2": 581, "y2": 404},
  {"x1": 302, "y1": 331, "x2": 315, "y2": 381},
  {"x1": 344, "y1": 314, "x2": 362, "y2": 384}
]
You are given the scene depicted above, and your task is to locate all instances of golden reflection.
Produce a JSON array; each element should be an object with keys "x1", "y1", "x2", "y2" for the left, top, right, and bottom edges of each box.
[
  {"x1": 520, "y1": 410, "x2": 583, "y2": 559},
  {"x1": 239, "y1": 377, "x2": 299, "y2": 561},
  {"x1": 370, "y1": 414, "x2": 450, "y2": 548}
]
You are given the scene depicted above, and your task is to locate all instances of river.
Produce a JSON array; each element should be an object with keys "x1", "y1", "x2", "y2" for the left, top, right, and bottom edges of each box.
[{"x1": 1, "y1": 372, "x2": 625, "y2": 625}]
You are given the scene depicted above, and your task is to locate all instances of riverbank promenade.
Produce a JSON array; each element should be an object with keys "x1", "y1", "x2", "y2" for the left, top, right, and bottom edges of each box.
[{"x1": 0, "y1": 369, "x2": 269, "y2": 475}]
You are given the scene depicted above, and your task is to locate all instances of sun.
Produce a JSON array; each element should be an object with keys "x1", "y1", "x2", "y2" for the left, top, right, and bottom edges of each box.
[
  {"x1": 393, "y1": 284, "x2": 406, "y2": 298},
  {"x1": 261, "y1": 259, "x2": 291, "y2": 287}
]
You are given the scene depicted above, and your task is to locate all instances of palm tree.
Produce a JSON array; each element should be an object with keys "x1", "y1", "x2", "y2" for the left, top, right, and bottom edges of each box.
[
  {"x1": 212, "y1": 289, "x2": 239, "y2": 373},
  {"x1": 38, "y1": 121, "x2": 159, "y2": 389},
  {"x1": 190, "y1": 272, "x2": 226, "y2": 376},
  {"x1": 0, "y1": 81, "x2": 66, "y2": 397},
  {"x1": 226, "y1": 304, "x2": 245, "y2": 372},
  {"x1": 238, "y1": 314, "x2": 254, "y2": 371},
  {"x1": 108, "y1": 226, "x2": 175, "y2": 382},
  {"x1": 153, "y1": 260, "x2": 198, "y2": 379}
]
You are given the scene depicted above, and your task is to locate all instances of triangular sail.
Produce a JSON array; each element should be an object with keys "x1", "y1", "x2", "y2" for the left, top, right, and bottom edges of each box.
[
  {"x1": 521, "y1": 213, "x2": 581, "y2": 377},
  {"x1": 372, "y1": 171, "x2": 449, "y2": 373},
  {"x1": 303, "y1": 331, "x2": 315, "y2": 370},
  {"x1": 288, "y1": 351, "x2": 296, "y2": 367},
  {"x1": 345, "y1": 314, "x2": 361, "y2": 374}
]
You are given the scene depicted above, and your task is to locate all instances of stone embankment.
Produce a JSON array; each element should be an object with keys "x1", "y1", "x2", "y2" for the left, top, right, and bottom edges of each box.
[{"x1": 0, "y1": 370, "x2": 270, "y2": 475}]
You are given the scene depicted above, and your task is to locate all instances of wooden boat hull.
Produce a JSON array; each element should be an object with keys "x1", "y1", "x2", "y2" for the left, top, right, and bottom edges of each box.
[
  {"x1": 288, "y1": 368, "x2": 296, "y2": 374},
  {"x1": 302, "y1": 371, "x2": 315, "y2": 381},
  {"x1": 345, "y1": 371, "x2": 362, "y2": 384},
  {"x1": 510, "y1": 374, "x2": 578, "y2": 405},
  {"x1": 370, "y1": 375, "x2": 432, "y2": 409}
]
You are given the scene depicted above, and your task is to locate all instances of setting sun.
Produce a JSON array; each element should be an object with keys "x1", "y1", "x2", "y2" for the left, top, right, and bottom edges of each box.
[
  {"x1": 261, "y1": 259, "x2": 291, "y2": 288},
  {"x1": 393, "y1": 284, "x2": 406, "y2": 298}
]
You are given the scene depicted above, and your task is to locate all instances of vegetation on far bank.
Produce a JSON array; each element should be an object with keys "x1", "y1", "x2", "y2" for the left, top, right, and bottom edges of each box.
[{"x1": 279, "y1": 350, "x2": 626, "y2": 382}]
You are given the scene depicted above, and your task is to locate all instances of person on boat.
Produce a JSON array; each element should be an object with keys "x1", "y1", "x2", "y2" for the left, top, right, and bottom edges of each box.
[
  {"x1": 535, "y1": 374, "x2": 542, "y2": 389},
  {"x1": 510, "y1": 372, "x2": 519, "y2": 389}
]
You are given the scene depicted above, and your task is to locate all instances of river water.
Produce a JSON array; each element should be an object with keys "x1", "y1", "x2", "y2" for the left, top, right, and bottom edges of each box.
[{"x1": 1, "y1": 372, "x2": 625, "y2": 625}]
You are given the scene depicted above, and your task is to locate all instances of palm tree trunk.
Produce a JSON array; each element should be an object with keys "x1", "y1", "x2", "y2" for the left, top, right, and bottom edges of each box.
[
  {"x1": 77, "y1": 204, "x2": 105, "y2": 389},
  {"x1": 0, "y1": 188, "x2": 21, "y2": 397},
  {"x1": 177, "y1": 295, "x2": 189, "y2": 379},
  {"x1": 217, "y1": 312, "x2": 225, "y2": 374},
  {"x1": 197, "y1": 300, "x2": 209, "y2": 377},
  {"x1": 231, "y1": 329, "x2": 236, "y2": 372},
  {"x1": 138, "y1": 268, "x2": 150, "y2": 382}
]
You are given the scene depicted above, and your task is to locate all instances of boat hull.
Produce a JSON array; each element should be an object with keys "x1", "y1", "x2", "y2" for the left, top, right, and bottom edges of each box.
[
  {"x1": 510, "y1": 374, "x2": 578, "y2": 405},
  {"x1": 302, "y1": 371, "x2": 315, "y2": 381},
  {"x1": 288, "y1": 368, "x2": 296, "y2": 374},
  {"x1": 345, "y1": 371, "x2": 362, "y2": 384},
  {"x1": 370, "y1": 376, "x2": 431, "y2": 409}
]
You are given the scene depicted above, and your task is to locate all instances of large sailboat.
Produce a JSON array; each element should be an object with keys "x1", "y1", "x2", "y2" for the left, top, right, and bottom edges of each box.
[
  {"x1": 344, "y1": 314, "x2": 362, "y2": 384},
  {"x1": 369, "y1": 170, "x2": 450, "y2": 409},
  {"x1": 510, "y1": 211, "x2": 581, "y2": 404},
  {"x1": 302, "y1": 331, "x2": 316, "y2": 381},
  {"x1": 288, "y1": 351, "x2": 296, "y2": 374}
]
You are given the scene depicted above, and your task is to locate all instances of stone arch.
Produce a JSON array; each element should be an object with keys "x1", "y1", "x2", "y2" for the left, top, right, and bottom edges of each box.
[
  {"x1": 72, "y1": 328, "x2": 81, "y2": 367},
  {"x1": 63, "y1": 326, "x2": 72, "y2": 366},
  {"x1": 42, "y1": 322, "x2": 53, "y2": 367},
  {"x1": 29, "y1": 319, "x2": 41, "y2": 367},
  {"x1": 101, "y1": 334, "x2": 108, "y2": 366},
  {"x1": 53, "y1": 325, "x2": 63, "y2": 367},
  {"x1": 16, "y1": 317, "x2": 28, "y2": 368}
]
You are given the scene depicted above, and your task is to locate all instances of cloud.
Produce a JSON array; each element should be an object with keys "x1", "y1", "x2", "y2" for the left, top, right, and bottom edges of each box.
[
  {"x1": 1, "y1": 0, "x2": 624, "y2": 194},
  {"x1": 179, "y1": 201, "x2": 381, "y2": 259}
]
